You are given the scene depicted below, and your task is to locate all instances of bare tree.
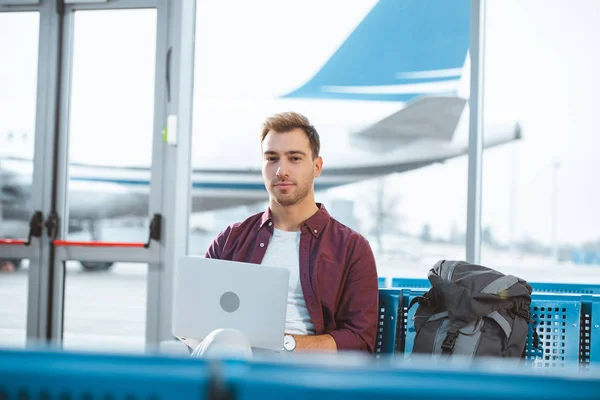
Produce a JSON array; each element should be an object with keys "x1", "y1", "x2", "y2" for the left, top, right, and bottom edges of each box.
[{"x1": 364, "y1": 177, "x2": 405, "y2": 254}]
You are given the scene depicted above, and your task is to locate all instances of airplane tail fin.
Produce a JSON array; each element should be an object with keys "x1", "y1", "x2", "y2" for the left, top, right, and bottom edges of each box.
[{"x1": 283, "y1": 0, "x2": 471, "y2": 102}]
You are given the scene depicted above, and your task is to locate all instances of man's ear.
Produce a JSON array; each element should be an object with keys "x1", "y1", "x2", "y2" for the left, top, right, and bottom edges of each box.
[{"x1": 314, "y1": 156, "x2": 323, "y2": 178}]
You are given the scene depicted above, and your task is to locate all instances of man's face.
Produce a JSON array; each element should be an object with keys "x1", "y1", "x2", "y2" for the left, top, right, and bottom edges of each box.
[{"x1": 261, "y1": 128, "x2": 322, "y2": 207}]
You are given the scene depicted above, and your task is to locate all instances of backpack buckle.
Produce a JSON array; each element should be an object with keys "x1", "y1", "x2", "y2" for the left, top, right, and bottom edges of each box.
[
  {"x1": 441, "y1": 327, "x2": 459, "y2": 353},
  {"x1": 441, "y1": 332, "x2": 458, "y2": 351}
]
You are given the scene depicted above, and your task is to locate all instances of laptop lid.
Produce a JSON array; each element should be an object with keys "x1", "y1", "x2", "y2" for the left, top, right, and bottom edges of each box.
[{"x1": 172, "y1": 256, "x2": 290, "y2": 351}]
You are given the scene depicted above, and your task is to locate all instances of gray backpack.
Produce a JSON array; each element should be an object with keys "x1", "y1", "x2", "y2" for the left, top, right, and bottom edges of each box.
[{"x1": 410, "y1": 260, "x2": 538, "y2": 361}]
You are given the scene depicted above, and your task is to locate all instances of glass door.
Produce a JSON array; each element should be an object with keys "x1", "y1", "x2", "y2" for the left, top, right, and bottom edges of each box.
[
  {"x1": 0, "y1": 7, "x2": 47, "y2": 349},
  {"x1": 47, "y1": 0, "x2": 166, "y2": 352},
  {"x1": 0, "y1": 0, "x2": 168, "y2": 352}
]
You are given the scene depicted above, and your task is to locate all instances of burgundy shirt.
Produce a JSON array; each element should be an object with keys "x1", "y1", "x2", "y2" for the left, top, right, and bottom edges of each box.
[{"x1": 205, "y1": 204, "x2": 379, "y2": 353}]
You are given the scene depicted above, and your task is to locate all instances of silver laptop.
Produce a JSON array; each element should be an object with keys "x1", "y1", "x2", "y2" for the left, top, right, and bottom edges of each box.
[{"x1": 172, "y1": 256, "x2": 290, "y2": 351}]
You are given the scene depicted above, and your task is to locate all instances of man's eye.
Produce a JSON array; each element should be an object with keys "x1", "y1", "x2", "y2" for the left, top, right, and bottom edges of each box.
[
  {"x1": 291, "y1": 157, "x2": 301, "y2": 161},
  {"x1": 267, "y1": 157, "x2": 277, "y2": 162}
]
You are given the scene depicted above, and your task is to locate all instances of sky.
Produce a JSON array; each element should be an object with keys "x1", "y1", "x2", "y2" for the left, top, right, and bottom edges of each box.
[{"x1": 1, "y1": 0, "x2": 599, "y2": 248}]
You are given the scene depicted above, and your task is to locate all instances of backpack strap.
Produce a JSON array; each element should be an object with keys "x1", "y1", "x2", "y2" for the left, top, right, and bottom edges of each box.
[
  {"x1": 487, "y1": 311, "x2": 512, "y2": 339},
  {"x1": 441, "y1": 325, "x2": 460, "y2": 354},
  {"x1": 481, "y1": 275, "x2": 520, "y2": 294},
  {"x1": 426, "y1": 311, "x2": 449, "y2": 323},
  {"x1": 408, "y1": 293, "x2": 436, "y2": 311},
  {"x1": 408, "y1": 296, "x2": 422, "y2": 311},
  {"x1": 532, "y1": 330, "x2": 540, "y2": 350},
  {"x1": 513, "y1": 304, "x2": 541, "y2": 350}
]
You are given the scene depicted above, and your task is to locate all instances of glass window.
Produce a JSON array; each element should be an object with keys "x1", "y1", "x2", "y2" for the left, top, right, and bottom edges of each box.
[
  {"x1": 482, "y1": 0, "x2": 600, "y2": 283},
  {"x1": 63, "y1": 262, "x2": 148, "y2": 353},
  {"x1": 66, "y1": 9, "x2": 157, "y2": 243},
  {"x1": 189, "y1": 0, "x2": 474, "y2": 284},
  {"x1": 0, "y1": 11, "x2": 40, "y2": 348}
]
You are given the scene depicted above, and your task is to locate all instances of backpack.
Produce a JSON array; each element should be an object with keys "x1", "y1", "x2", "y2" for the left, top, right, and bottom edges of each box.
[{"x1": 409, "y1": 260, "x2": 539, "y2": 362}]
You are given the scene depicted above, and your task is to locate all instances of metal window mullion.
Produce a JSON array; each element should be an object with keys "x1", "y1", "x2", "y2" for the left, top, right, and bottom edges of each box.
[
  {"x1": 159, "y1": 0, "x2": 195, "y2": 343},
  {"x1": 0, "y1": 246, "x2": 34, "y2": 260},
  {"x1": 54, "y1": 246, "x2": 158, "y2": 263},
  {"x1": 0, "y1": 5, "x2": 41, "y2": 12},
  {"x1": 466, "y1": 0, "x2": 485, "y2": 264},
  {"x1": 0, "y1": 0, "x2": 40, "y2": 12},
  {"x1": 63, "y1": 0, "x2": 158, "y2": 11},
  {"x1": 1, "y1": 0, "x2": 158, "y2": 12},
  {"x1": 144, "y1": 0, "x2": 169, "y2": 346},
  {"x1": 43, "y1": 4, "x2": 77, "y2": 343},
  {"x1": 145, "y1": 0, "x2": 195, "y2": 347},
  {"x1": 25, "y1": 0, "x2": 61, "y2": 343}
]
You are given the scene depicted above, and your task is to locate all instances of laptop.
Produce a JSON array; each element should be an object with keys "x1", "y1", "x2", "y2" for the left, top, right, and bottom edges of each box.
[{"x1": 172, "y1": 256, "x2": 290, "y2": 351}]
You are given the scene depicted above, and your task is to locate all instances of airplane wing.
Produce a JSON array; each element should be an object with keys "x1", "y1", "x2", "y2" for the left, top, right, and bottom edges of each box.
[
  {"x1": 349, "y1": 97, "x2": 467, "y2": 153},
  {"x1": 323, "y1": 111, "x2": 521, "y2": 179}
]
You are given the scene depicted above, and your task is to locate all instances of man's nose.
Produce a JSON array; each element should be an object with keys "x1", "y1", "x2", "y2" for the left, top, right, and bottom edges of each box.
[{"x1": 276, "y1": 163, "x2": 289, "y2": 179}]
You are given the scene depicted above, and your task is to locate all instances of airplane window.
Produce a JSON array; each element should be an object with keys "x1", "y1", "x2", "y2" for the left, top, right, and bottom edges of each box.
[
  {"x1": 66, "y1": 9, "x2": 157, "y2": 245},
  {"x1": 0, "y1": 11, "x2": 39, "y2": 348}
]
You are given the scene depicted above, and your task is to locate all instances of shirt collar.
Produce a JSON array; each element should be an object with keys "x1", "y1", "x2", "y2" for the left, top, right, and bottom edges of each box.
[
  {"x1": 260, "y1": 207, "x2": 274, "y2": 230},
  {"x1": 260, "y1": 203, "x2": 330, "y2": 238}
]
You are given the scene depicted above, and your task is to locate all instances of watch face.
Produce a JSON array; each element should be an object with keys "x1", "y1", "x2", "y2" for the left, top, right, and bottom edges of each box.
[{"x1": 284, "y1": 335, "x2": 296, "y2": 351}]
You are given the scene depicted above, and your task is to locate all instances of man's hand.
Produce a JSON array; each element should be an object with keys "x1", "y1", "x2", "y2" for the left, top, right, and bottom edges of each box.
[{"x1": 287, "y1": 334, "x2": 338, "y2": 352}]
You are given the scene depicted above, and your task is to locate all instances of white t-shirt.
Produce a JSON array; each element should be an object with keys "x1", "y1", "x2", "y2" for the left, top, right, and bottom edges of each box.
[{"x1": 260, "y1": 228, "x2": 316, "y2": 335}]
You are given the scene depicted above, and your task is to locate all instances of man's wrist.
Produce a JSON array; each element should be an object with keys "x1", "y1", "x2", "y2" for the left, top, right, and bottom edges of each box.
[
  {"x1": 283, "y1": 334, "x2": 338, "y2": 352},
  {"x1": 283, "y1": 334, "x2": 296, "y2": 352}
]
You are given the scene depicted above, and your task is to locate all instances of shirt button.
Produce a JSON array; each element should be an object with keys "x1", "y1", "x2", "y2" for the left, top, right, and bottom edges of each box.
[
  {"x1": 259, "y1": 243, "x2": 265, "y2": 247},
  {"x1": 313, "y1": 229, "x2": 317, "y2": 233},
  {"x1": 268, "y1": 222, "x2": 272, "y2": 226}
]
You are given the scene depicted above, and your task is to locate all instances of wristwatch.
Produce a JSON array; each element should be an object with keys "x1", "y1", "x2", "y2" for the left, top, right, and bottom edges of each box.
[{"x1": 283, "y1": 334, "x2": 296, "y2": 352}]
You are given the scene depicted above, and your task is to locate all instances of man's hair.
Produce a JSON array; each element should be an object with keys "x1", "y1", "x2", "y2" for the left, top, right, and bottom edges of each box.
[{"x1": 260, "y1": 112, "x2": 320, "y2": 159}]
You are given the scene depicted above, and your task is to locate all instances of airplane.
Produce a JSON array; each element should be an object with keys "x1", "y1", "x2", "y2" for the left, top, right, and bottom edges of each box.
[{"x1": 0, "y1": 0, "x2": 521, "y2": 270}]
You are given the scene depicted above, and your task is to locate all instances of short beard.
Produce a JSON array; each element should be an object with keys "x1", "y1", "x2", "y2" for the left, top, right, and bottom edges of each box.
[{"x1": 271, "y1": 179, "x2": 312, "y2": 207}]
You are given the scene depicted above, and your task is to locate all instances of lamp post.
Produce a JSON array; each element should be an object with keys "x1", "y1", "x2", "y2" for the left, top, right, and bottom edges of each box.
[
  {"x1": 0, "y1": 159, "x2": 3, "y2": 239},
  {"x1": 551, "y1": 161, "x2": 561, "y2": 262},
  {"x1": 0, "y1": 138, "x2": 5, "y2": 238},
  {"x1": 509, "y1": 143, "x2": 518, "y2": 254}
]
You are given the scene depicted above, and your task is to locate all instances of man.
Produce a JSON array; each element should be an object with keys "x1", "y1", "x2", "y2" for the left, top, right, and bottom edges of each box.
[{"x1": 204, "y1": 112, "x2": 379, "y2": 354}]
